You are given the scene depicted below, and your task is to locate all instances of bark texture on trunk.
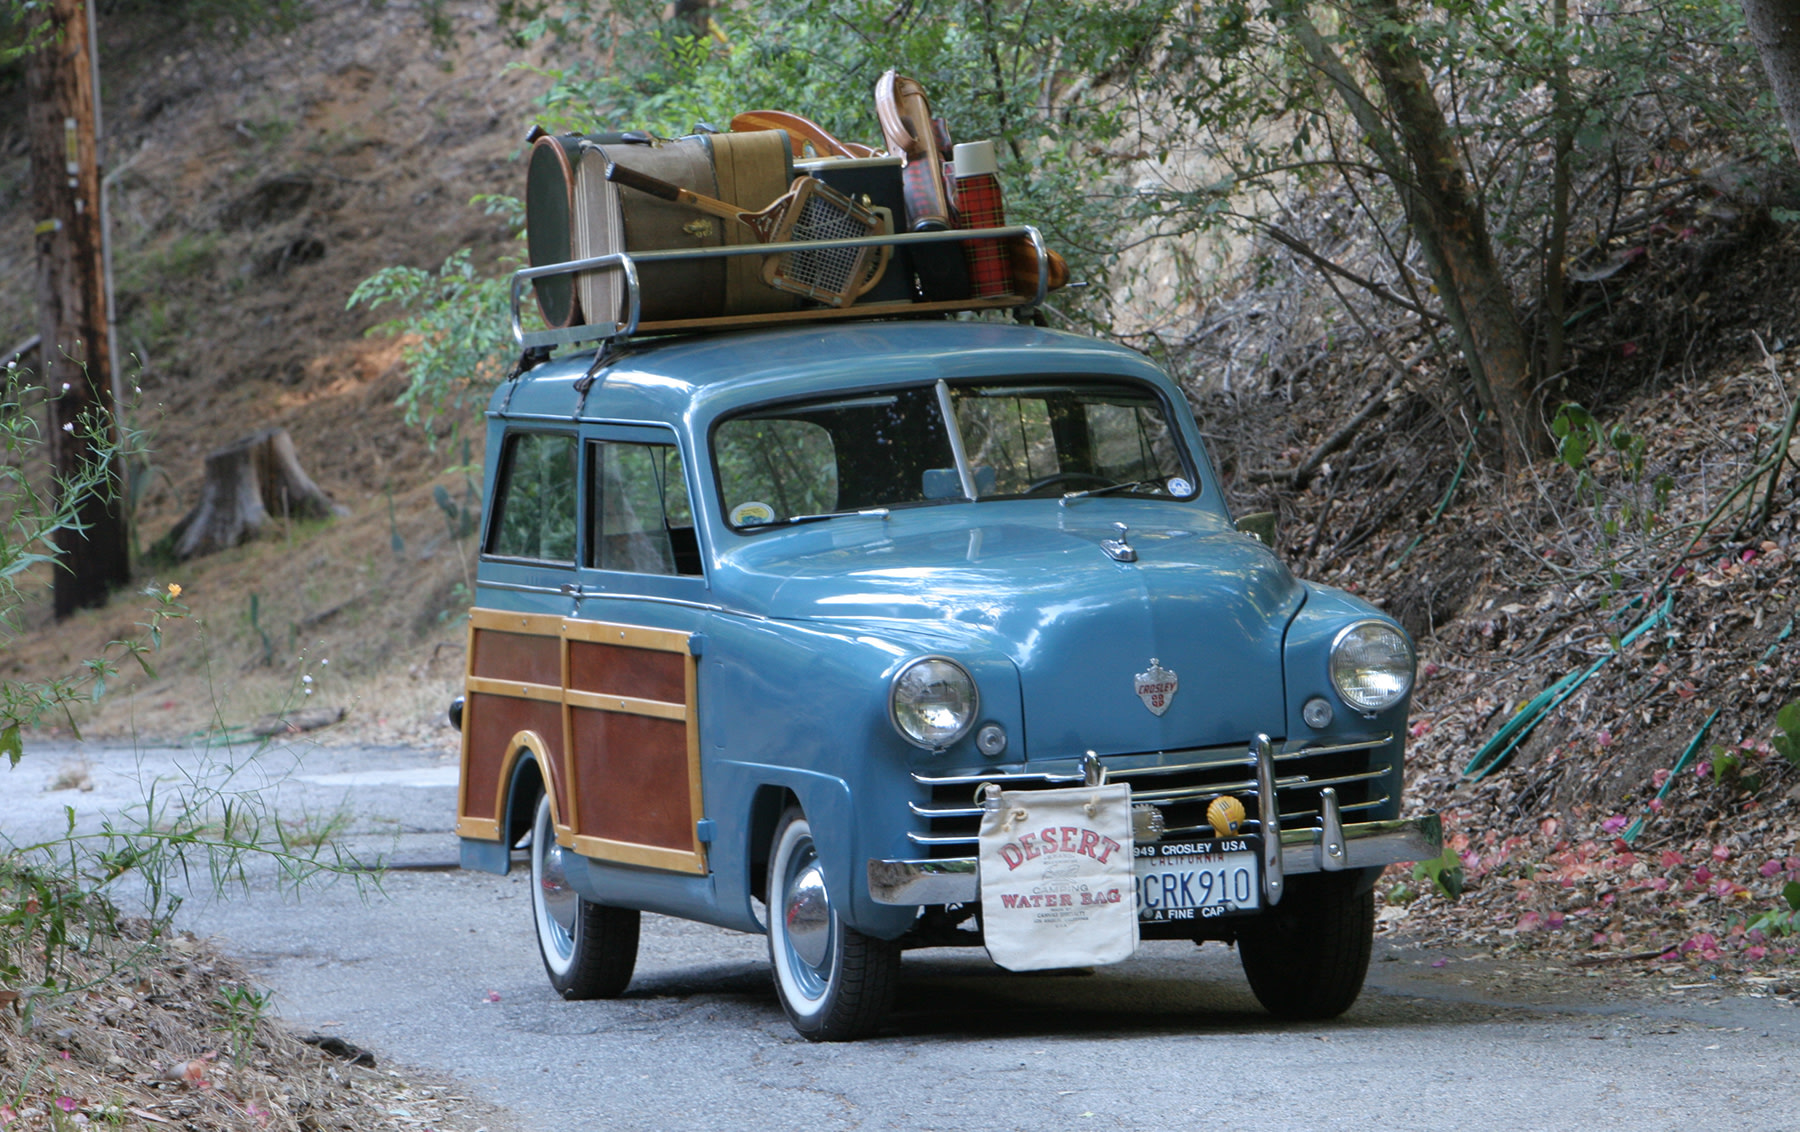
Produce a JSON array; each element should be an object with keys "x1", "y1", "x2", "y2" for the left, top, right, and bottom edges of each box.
[
  {"x1": 1283, "y1": 0, "x2": 1545, "y2": 464},
  {"x1": 26, "y1": 0, "x2": 131, "y2": 616},
  {"x1": 1744, "y1": 0, "x2": 1800, "y2": 165},
  {"x1": 167, "y1": 429, "x2": 346, "y2": 561}
]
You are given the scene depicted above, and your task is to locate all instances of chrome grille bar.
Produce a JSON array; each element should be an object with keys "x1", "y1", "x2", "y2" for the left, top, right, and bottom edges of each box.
[{"x1": 910, "y1": 732, "x2": 1392, "y2": 787}]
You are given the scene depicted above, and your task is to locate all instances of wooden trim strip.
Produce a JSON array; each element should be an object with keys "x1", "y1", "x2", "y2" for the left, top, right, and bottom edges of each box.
[
  {"x1": 467, "y1": 676, "x2": 565, "y2": 704},
  {"x1": 570, "y1": 834, "x2": 706, "y2": 875},
  {"x1": 684, "y1": 652, "x2": 704, "y2": 857},
  {"x1": 456, "y1": 816, "x2": 500, "y2": 839},
  {"x1": 559, "y1": 618, "x2": 690, "y2": 652},
  {"x1": 469, "y1": 608, "x2": 566, "y2": 635},
  {"x1": 565, "y1": 689, "x2": 687, "y2": 720}
]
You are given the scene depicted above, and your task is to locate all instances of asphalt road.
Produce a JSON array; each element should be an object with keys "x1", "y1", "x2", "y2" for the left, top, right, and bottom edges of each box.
[{"x1": 8, "y1": 738, "x2": 1798, "y2": 1131}]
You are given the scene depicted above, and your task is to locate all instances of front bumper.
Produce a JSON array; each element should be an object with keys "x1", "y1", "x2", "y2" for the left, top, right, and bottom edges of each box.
[
  {"x1": 867, "y1": 811, "x2": 1442, "y2": 904},
  {"x1": 867, "y1": 732, "x2": 1441, "y2": 906}
]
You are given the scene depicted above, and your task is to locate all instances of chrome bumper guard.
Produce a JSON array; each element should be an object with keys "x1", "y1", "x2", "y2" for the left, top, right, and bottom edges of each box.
[{"x1": 867, "y1": 731, "x2": 1441, "y2": 907}]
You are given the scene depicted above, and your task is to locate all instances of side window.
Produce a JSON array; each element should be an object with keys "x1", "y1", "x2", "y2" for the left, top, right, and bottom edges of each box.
[
  {"x1": 487, "y1": 432, "x2": 578, "y2": 562},
  {"x1": 588, "y1": 440, "x2": 702, "y2": 576}
]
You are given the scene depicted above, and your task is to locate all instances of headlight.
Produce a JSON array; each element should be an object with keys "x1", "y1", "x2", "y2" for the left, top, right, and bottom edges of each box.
[
  {"x1": 890, "y1": 657, "x2": 978, "y2": 749},
  {"x1": 1329, "y1": 621, "x2": 1414, "y2": 713}
]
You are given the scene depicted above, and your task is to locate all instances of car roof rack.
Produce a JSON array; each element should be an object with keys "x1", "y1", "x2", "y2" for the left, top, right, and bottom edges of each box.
[{"x1": 508, "y1": 225, "x2": 1053, "y2": 352}]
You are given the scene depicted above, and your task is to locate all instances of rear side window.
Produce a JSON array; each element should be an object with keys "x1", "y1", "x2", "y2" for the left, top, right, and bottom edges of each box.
[
  {"x1": 487, "y1": 432, "x2": 578, "y2": 562},
  {"x1": 588, "y1": 439, "x2": 702, "y2": 576}
]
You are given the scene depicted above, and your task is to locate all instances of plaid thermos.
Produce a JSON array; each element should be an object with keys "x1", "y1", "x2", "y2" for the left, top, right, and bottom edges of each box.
[{"x1": 953, "y1": 141, "x2": 1010, "y2": 297}]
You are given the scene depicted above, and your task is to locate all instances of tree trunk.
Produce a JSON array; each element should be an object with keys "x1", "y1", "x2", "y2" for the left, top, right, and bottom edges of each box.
[
  {"x1": 26, "y1": 0, "x2": 130, "y2": 616},
  {"x1": 1743, "y1": 0, "x2": 1800, "y2": 165},
  {"x1": 166, "y1": 429, "x2": 346, "y2": 560},
  {"x1": 1282, "y1": 0, "x2": 1547, "y2": 465}
]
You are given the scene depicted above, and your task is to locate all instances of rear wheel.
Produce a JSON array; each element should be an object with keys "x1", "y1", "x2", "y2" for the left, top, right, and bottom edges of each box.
[
  {"x1": 1236, "y1": 873, "x2": 1374, "y2": 1020},
  {"x1": 766, "y1": 806, "x2": 898, "y2": 1041},
  {"x1": 529, "y1": 792, "x2": 639, "y2": 999}
]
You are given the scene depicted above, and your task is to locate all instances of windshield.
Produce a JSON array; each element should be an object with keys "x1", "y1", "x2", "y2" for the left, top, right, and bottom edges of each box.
[{"x1": 713, "y1": 377, "x2": 1197, "y2": 529}]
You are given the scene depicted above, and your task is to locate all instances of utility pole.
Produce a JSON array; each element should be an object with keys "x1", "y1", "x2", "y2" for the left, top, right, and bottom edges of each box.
[{"x1": 25, "y1": 0, "x2": 130, "y2": 618}]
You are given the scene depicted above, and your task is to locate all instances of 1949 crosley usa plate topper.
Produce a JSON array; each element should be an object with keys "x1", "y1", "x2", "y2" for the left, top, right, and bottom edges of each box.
[{"x1": 1134, "y1": 658, "x2": 1178, "y2": 716}]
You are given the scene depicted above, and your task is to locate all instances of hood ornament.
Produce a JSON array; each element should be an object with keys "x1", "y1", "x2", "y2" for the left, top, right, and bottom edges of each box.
[
  {"x1": 1134, "y1": 658, "x2": 1178, "y2": 716},
  {"x1": 1101, "y1": 522, "x2": 1137, "y2": 563}
]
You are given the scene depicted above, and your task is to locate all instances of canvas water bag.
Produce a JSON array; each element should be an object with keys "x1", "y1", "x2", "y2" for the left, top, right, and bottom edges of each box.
[
  {"x1": 977, "y1": 783, "x2": 1139, "y2": 972},
  {"x1": 573, "y1": 131, "x2": 797, "y2": 326}
]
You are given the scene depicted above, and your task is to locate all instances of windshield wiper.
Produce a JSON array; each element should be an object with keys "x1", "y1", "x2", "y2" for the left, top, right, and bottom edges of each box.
[
  {"x1": 1059, "y1": 480, "x2": 1159, "y2": 505},
  {"x1": 771, "y1": 507, "x2": 892, "y2": 527}
]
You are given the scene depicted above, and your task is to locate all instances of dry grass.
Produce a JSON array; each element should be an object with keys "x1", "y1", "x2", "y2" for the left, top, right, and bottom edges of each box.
[{"x1": 0, "y1": 884, "x2": 516, "y2": 1132}]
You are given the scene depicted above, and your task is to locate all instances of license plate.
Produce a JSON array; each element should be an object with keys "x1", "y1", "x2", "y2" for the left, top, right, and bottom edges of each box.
[{"x1": 1133, "y1": 837, "x2": 1262, "y2": 923}]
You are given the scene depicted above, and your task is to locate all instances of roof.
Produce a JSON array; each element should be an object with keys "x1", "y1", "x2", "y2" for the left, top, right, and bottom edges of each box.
[{"x1": 490, "y1": 320, "x2": 1173, "y2": 426}]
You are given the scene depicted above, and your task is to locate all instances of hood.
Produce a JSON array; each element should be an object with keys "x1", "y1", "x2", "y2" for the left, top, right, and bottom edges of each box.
[{"x1": 721, "y1": 508, "x2": 1304, "y2": 759}]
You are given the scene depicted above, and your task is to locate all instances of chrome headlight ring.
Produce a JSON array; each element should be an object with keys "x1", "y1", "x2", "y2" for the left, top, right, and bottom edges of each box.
[
  {"x1": 1328, "y1": 620, "x2": 1414, "y2": 715},
  {"x1": 889, "y1": 656, "x2": 979, "y2": 750}
]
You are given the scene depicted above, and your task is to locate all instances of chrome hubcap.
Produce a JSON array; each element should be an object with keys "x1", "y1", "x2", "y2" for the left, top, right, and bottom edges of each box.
[
  {"x1": 784, "y1": 858, "x2": 831, "y2": 970},
  {"x1": 541, "y1": 837, "x2": 578, "y2": 937}
]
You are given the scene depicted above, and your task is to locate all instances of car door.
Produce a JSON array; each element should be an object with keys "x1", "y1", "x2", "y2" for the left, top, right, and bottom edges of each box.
[{"x1": 562, "y1": 425, "x2": 714, "y2": 876}]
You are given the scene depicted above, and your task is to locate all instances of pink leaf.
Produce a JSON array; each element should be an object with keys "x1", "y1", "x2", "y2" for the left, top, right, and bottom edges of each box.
[
  {"x1": 1660, "y1": 850, "x2": 1684, "y2": 869},
  {"x1": 1652, "y1": 769, "x2": 1671, "y2": 787},
  {"x1": 1517, "y1": 911, "x2": 1543, "y2": 932},
  {"x1": 55, "y1": 1098, "x2": 77, "y2": 1114},
  {"x1": 1746, "y1": 946, "x2": 1768, "y2": 961},
  {"x1": 1712, "y1": 845, "x2": 1731, "y2": 862},
  {"x1": 1431, "y1": 958, "x2": 1448, "y2": 968},
  {"x1": 1694, "y1": 866, "x2": 1713, "y2": 883},
  {"x1": 1596, "y1": 730, "x2": 1613, "y2": 748},
  {"x1": 1760, "y1": 859, "x2": 1783, "y2": 878},
  {"x1": 1621, "y1": 342, "x2": 1640, "y2": 358},
  {"x1": 1601, "y1": 815, "x2": 1629, "y2": 834}
]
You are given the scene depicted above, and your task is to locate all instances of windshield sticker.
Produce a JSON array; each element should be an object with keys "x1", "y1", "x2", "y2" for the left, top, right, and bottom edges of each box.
[
  {"x1": 730, "y1": 501, "x2": 776, "y2": 527},
  {"x1": 1166, "y1": 476, "x2": 1193, "y2": 497}
]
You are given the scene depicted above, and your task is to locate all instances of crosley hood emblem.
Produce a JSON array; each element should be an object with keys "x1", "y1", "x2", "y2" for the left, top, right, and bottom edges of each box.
[{"x1": 1134, "y1": 658, "x2": 1178, "y2": 716}]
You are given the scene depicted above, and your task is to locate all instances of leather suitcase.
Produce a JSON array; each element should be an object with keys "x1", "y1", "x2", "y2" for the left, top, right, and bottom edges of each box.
[
  {"x1": 573, "y1": 131, "x2": 797, "y2": 326},
  {"x1": 526, "y1": 130, "x2": 647, "y2": 328}
]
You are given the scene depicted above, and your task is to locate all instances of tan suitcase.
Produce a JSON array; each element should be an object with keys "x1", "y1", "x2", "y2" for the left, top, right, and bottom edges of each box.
[{"x1": 574, "y1": 131, "x2": 796, "y2": 326}]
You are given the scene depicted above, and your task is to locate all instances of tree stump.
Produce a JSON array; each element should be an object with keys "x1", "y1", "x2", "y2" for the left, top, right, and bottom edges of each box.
[{"x1": 167, "y1": 428, "x2": 347, "y2": 560}]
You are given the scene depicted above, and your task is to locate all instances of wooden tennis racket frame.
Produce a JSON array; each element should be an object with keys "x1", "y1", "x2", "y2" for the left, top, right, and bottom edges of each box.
[{"x1": 508, "y1": 225, "x2": 1054, "y2": 351}]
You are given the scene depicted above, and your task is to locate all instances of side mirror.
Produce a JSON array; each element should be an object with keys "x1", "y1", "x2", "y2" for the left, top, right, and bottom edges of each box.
[{"x1": 1235, "y1": 511, "x2": 1277, "y2": 549}]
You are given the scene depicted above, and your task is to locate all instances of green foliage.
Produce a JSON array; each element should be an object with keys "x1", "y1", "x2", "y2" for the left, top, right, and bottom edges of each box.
[
  {"x1": 1747, "y1": 880, "x2": 1800, "y2": 939},
  {"x1": 212, "y1": 981, "x2": 273, "y2": 1066},
  {"x1": 1708, "y1": 744, "x2": 1762, "y2": 794},
  {"x1": 1772, "y1": 700, "x2": 1800, "y2": 770},
  {"x1": 1548, "y1": 402, "x2": 1676, "y2": 594},
  {"x1": 1412, "y1": 844, "x2": 1465, "y2": 901},
  {"x1": 1, "y1": 364, "x2": 188, "y2": 756},
  {"x1": 347, "y1": 197, "x2": 524, "y2": 443}
]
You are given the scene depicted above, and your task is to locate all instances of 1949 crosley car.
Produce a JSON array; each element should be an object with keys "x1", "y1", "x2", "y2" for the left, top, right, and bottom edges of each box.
[{"x1": 451, "y1": 312, "x2": 1441, "y2": 1041}]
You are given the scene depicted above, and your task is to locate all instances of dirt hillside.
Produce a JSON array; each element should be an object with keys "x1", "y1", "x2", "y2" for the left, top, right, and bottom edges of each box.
[{"x1": 3, "y1": 0, "x2": 554, "y2": 749}]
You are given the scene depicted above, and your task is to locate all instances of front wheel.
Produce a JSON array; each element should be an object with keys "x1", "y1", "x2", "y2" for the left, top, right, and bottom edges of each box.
[
  {"x1": 766, "y1": 806, "x2": 898, "y2": 1041},
  {"x1": 529, "y1": 791, "x2": 639, "y2": 999},
  {"x1": 1236, "y1": 873, "x2": 1374, "y2": 1020}
]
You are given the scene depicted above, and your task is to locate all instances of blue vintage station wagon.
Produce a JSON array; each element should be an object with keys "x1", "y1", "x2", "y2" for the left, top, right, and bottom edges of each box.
[{"x1": 453, "y1": 316, "x2": 1440, "y2": 1040}]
